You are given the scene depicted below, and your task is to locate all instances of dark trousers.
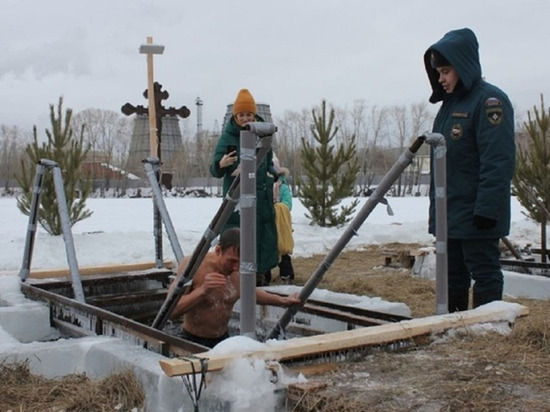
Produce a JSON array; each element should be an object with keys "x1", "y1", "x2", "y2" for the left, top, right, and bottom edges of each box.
[
  {"x1": 447, "y1": 238, "x2": 503, "y2": 312},
  {"x1": 257, "y1": 271, "x2": 271, "y2": 286},
  {"x1": 178, "y1": 328, "x2": 229, "y2": 349},
  {"x1": 279, "y1": 254, "x2": 295, "y2": 280}
]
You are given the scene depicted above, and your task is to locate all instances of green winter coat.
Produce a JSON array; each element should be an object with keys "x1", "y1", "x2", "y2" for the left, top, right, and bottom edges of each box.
[
  {"x1": 210, "y1": 116, "x2": 279, "y2": 273},
  {"x1": 278, "y1": 175, "x2": 293, "y2": 211},
  {"x1": 425, "y1": 28, "x2": 515, "y2": 239}
]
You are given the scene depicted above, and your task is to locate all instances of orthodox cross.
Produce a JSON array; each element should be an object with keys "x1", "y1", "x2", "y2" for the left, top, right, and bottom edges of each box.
[
  {"x1": 121, "y1": 37, "x2": 191, "y2": 270},
  {"x1": 121, "y1": 81, "x2": 190, "y2": 160}
]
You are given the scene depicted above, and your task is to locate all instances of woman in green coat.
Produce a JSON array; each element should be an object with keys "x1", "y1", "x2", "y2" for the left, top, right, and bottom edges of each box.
[{"x1": 210, "y1": 89, "x2": 279, "y2": 286}]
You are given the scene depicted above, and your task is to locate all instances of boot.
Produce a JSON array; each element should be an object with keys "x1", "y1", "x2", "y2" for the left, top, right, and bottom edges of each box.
[
  {"x1": 448, "y1": 293, "x2": 469, "y2": 313},
  {"x1": 263, "y1": 270, "x2": 272, "y2": 285},
  {"x1": 278, "y1": 255, "x2": 295, "y2": 284}
]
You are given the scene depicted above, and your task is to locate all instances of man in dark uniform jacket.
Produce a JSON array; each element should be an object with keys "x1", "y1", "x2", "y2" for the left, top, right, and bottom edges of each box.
[{"x1": 424, "y1": 28, "x2": 516, "y2": 311}]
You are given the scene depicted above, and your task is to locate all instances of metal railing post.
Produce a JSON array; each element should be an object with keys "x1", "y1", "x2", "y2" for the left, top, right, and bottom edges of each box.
[
  {"x1": 20, "y1": 159, "x2": 85, "y2": 303},
  {"x1": 143, "y1": 157, "x2": 184, "y2": 266},
  {"x1": 423, "y1": 133, "x2": 448, "y2": 315},
  {"x1": 239, "y1": 129, "x2": 257, "y2": 338},
  {"x1": 19, "y1": 162, "x2": 47, "y2": 281}
]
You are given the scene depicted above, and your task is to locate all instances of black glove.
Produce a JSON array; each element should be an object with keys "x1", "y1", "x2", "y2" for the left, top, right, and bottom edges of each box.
[{"x1": 473, "y1": 215, "x2": 497, "y2": 230}]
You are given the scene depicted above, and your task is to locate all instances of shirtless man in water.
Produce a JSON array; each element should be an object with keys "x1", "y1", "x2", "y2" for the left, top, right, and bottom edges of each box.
[{"x1": 170, "y1": 227, "x2": 300, "y2": 348}]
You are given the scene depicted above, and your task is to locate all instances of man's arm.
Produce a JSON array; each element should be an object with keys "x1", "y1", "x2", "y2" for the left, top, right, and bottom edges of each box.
[
  {"x1": 170, "y1": 288, "x2": 201, "y2": 320},
  {"x1": 255, "y1": 289, "x2": 300, "y2": 307}
]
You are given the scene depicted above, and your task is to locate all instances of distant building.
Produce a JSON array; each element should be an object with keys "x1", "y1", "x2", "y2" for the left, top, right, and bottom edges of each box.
[
  {"x1": 221, "y1": 103, "x2": 273, "y2": 131},
  {"x1": 81, "y1": 160, "x2": 139, "y2": 182},
  {"x1": 82, "y1": 151, "x2": 141, "y2": 194},
  {"x1": 126, "y1": 115, "x2": 184, "y2": 178}
]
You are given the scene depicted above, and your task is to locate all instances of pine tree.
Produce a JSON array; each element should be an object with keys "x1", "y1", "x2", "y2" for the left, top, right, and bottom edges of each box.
[
  {"x1": 297, "y1": 100, "x2": 360, "y2": 227},
  {"x1": 512, "y1": 94, "x2": 550, "y2": 261},
  {"x1": 16, "y1": 97, "x2": 93, "y2": 235}
]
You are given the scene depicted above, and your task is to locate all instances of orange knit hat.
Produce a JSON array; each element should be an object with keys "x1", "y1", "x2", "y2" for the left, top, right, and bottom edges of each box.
[{"x1": 232, "y1": 89, "x2": 257, "y2": 115}]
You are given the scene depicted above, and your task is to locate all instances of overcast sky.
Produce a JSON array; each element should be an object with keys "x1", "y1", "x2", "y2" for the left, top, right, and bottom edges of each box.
[{"x1": 2, "y1": 0, "x2": 549, "y2": 136}]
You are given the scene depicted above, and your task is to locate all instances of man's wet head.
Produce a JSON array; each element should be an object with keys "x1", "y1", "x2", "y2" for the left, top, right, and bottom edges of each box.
[{"x1": 216, "y1": 228, "x2": 240, "y2": 276}]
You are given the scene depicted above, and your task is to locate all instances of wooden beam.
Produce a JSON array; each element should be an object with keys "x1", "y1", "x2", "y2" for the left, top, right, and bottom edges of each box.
[
  {"x1": 145, "y1": 36, "x2": 159, "y2": 158},
  {"x1": 29, "y1": 261, "x2": 174, "y2": 279},
  {"x1": 159, "y1": 303, "x2": 529, "y2": 377}
]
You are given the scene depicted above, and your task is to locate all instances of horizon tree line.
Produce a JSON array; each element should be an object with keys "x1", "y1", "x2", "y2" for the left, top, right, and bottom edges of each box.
[{"x1": 0, "y1": 97, "x2": 533, "y2": 198}]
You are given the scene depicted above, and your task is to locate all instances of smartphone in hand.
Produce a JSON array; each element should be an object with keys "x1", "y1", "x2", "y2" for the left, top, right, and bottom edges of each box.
[{"x1": 226, "y1": 145, "x2": 237, "y2": 156}]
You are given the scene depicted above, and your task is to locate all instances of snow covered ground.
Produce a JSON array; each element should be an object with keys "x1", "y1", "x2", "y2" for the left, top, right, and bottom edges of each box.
[
  {"x1": 0, "y1": 195, "x2": 542, "y2": 272},
  {"x1": 0, "y1": 195, "x2": 548, "y2": 411}
]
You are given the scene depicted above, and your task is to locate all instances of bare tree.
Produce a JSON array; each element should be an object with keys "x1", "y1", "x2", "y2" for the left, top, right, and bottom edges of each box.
[
  {"x1": 195, "y1": 130, "x2": 218, "y2": 184},
  {"x1": 112, "y1": 127, "x2": 132, "y2": 196},
  {"x1": 273, "y1": 108, "x2": 310, "y2": 193},
  {"x1": 408, "y1": 102, "x2": 434, "y2": 195},
  {"x1": 72, "y1": 109, "x2": 131, "y2": 196},
  {"x1": 410, "y1": 102, "x2": 432, "y2": 137},
  {"x1": 178, "y1": 129, "x2": 218, "y2": 192},
  {"x1": 348, "y1": 100, "x2": 369, "y2": 195},
  {"x1": 389, "y1": 103, "x2": 434, "y2": 196},
  {"x1": 390, "y1": 105, "x2": 408, "y2": 151},
  {"x1": 350, "y1": 100, "x2": 369, "y2": 144},
  {"x1": 0, "y1": 125, "x2": 28, "y2": 192},
  {"x1": 368, "y1": 105, "x2": 389, "y2": 150},
  {"x1": 332, "y1": 106, "x2": 350, "y2": 146},
  {"x1": 359, "y1": 105, "x2": 389, "y2": 192}
]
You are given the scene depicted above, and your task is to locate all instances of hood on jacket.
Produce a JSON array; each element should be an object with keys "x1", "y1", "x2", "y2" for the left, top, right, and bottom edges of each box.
[{"x1": 424, "y1": 28, "x2": 482, "y2": 103}]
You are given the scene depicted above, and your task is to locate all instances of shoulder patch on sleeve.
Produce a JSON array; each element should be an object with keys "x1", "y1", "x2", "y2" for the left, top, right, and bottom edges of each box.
[
  {"x1": 486, "y1": 107, "x2": 504, "y2": 125},
  {"x1": 485, "y1": 96, "x2": 505, "y2": 125},
  {"x1": 485, "y1": 97, "x2": 502, "y2": 107}
]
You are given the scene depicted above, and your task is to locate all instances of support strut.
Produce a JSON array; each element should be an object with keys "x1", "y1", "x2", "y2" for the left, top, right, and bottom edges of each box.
[
  {"x1": 143, "y1": 157, "x2": 184, "y2": 266},
  {"x1": 19, "y1": 159, "x2": 86, "y2": 303},
  {"x1": 265, "y1": 135, "x2": 439, "y2": 340}
]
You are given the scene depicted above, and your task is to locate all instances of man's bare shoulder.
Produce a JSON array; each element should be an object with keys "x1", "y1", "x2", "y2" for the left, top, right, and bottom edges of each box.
[
  {"x1": 199, "y1": 252, "x2": 218, "y2": 271},
  {"x1": 177, "y1": 251, "x2": 217, "y2": 274},
  {"x1": 176, "y1": 256, "x2": 191, "y2": 275},
  {"x1": 185, "y1": 251, "x2": 220, "y2": 286}
]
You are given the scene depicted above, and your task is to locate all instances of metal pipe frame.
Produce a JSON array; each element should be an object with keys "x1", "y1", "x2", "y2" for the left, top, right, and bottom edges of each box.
[
  {"x1": 143, "y1": 157, "x2": 184, "y2": 266},
  {"x1": 19, "y1": 159, "x2": 85, "y2": 302}
]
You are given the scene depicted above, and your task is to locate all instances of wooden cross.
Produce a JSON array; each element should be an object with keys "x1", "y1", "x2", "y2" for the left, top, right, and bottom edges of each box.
[
  {"x1": 121, "y1": 82, "x2": 190, "y2": 159},
  {"x1": 121, "y1": 37, "x2": 191, "y2": 159}
]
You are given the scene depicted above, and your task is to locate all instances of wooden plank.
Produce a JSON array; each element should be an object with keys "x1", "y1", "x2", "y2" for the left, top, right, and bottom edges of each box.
[
  {"x1": 286, "y1": 362, "x2": 339, "y2": 377},
  {"x1": 86, "y1": 289, "x2": 167, "y2": 306},
  {"x1": 159, "y1": 303, "x2": 529, "y2": 377},
  {"x1": 301, "y1": 302, "x2": 390, "y2": 327},
  {"x1": 530, "y1": 248, "x2": 550, "y2": 258},
  {"x1": 29, "y1": 261, "x2": 175, "y2": 279},
  {"x1": 409, "y1": 249, "x2": 431, "y2": 257}
]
